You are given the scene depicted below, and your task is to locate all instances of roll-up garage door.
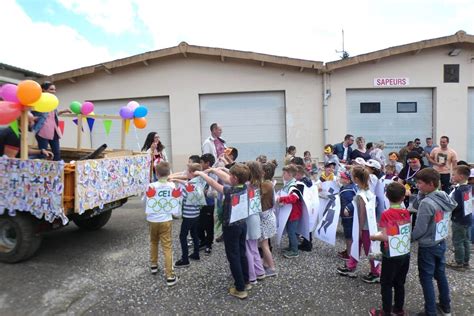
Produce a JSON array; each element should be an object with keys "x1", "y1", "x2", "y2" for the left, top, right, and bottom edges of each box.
[
  {"x1": 347, "y1": 89, "x2": 433, "y2": 154},
  {"x1": 90, "y1": 97, "x2": 171, "y2": 160},
  {"x1": 468, "y1": 88, "x2": 474, "y2": 162},
  {"x1": 200, "y1": 91, "x2": 286, "y2": 173}
]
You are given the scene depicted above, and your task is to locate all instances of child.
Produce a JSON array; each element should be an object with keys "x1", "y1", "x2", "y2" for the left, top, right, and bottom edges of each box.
[
  {"x1": 337, "y1": 166, "x2": 381, "y2": 283},
  {"x1": 259, "y1": 161, "x2": 278, "y2": 277},
  {"x1": 446, "y1": 165, "x2": 472, "y2": 270},
  {"x1": 174, "y1": 163, "x2": 204, "y2": 267},
  {"x1": 337, "y1": 170, "x2": 357, "y2": 261},
  {"x1": 412, "y1": 168, "x2": 457, "y2": 316},
  {"x1": 245, "y1": 161, "x2": 266, "y2": 284},
  {"x1": 145, "y1": 162, "x2": 178, "y2": 286},
  {"x1": 369, "y1": 182, "x2": 411, "y2": 316},
  {"x1": 388, "y1": 152, "x2": 403, "y2": 174},
  {"x1": 320, "y1": 161, "x2": 336, "y2": 182},
  {"x1": 198, "y1": 153, "x2": 216, "y2": 255},
  {"x1": 384, "y1": 164, "x2": 398, "y2": 181},
  {"x1": 295, "y1": 165, "x2": 314, "y2": 252},
  {"x1": 277, "y1": 164, "x2": 303, "y2": 258},
  {"x1": 323, "y1": 144, "x2": 341, "y2": 172},
  {"x1": 196, "y1": 163, "x2": 251, "y2": 299}
]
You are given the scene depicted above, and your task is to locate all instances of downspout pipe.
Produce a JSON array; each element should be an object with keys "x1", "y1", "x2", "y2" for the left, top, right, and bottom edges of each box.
[{"x1": 322, "y1": 72, "x2": 330, "y2": 146}]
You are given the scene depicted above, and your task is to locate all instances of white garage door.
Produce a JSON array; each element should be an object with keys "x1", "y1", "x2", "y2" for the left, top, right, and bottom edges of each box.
[
  {"x1": 90, "y1": 97, "x2": 171, "y2": 160},
  {"x1": 469, "y1": 88, "x2": 474, "y2": 162},
  {"x1": 347, "y1": 89, "x2": 433, "y2": 154},
  {"x1": 200, "y1": 91, "x2": 286, "y2": 173}
]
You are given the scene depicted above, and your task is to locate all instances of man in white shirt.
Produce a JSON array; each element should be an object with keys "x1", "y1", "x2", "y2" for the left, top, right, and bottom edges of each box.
[{"x1": 202, "y1": 123, "x2": 227, "y2": 160}]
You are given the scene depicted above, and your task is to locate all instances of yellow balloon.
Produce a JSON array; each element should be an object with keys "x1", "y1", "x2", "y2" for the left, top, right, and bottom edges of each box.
[{"x1": 31, "y1": 93, "x2": 59, "y2": 113}]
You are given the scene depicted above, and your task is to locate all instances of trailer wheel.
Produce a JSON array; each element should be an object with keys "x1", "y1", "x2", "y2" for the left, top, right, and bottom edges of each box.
[
  {"x1": 72, "y1": 210, "x2": 112, "y2": 231},
  {"x1": 0, "y1": 213, "x2": 42, "y2": 263}
]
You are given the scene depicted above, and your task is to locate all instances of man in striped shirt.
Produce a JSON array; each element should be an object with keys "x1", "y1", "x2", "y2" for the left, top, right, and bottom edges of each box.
[{"x1": 175, "y1": 163, "x2": 204, "y2": 267}]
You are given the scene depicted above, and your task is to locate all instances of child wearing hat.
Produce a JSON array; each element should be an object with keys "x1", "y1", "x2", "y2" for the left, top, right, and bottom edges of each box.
[
  {"x1": 338, "y1": 170, "x2": 358, "y2": 260},
  {"x1": 323, "y1": 144, "x2": 341, "y2": 172},
  {"x1": 320, "y1": 161, "x2": 336, "y2": 182}
]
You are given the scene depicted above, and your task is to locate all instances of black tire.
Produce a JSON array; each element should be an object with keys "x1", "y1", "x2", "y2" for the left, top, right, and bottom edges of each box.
[
  {"x1": 0, "y1": 213, "x2": 42, "y2": 263},
  {"x1": 72, "y1": 210, "x2": 112, "y2": 231}
]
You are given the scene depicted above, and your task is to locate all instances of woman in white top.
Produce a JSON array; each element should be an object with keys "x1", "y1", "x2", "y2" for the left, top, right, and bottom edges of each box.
[{"x1": 142, "y1": 132, "x2": 168, "y2": 179}]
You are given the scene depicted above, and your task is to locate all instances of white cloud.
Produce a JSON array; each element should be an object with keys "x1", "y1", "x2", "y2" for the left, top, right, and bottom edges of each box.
[
  {"x1": 0, "y1": 0, "x2": 125, "y2": 75},
  {"x1": 57, "y1": 0, "x2": 137, "y2": 35}
]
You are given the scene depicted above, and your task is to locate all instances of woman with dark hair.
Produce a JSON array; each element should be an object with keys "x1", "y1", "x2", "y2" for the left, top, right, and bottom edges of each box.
[
  {"x1": 142, "y1": 132, "x2": 168, "y2": 179},
  {"x1": 350, "y1": 137, "x2": 371, "y2": 161},
  {"x1": 32, "y1": 81, "x2": 71, "y2": 161},
  {"x1": 284, "y1": 145, "x2": 296, "y2": 165}
]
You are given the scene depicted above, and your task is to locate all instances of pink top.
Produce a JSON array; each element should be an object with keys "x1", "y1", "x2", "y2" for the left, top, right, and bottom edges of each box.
[
  {"x1": 38, "y1": 111, "x2": 62, "y2": 140},
  {"x1": 214, "y1": 138, "x2": 225, "y2": 157}
]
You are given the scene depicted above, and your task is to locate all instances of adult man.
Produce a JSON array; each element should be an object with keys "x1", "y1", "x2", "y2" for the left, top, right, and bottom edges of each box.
[
  {"x1": 202, "y1": 123, "x2": 226, "y2": 160},
  {"x1": 412, "y1": 138, "x2": 425, "y2": 156},
  {"x1": 398, "y1": 141, "x2": 415, "y2": 167},
  {"x1": 423, "y1": 137, "x2": 438, "y2": 167},
  {"x1": 429, "y1": 136, "x2": 457, "y2": 193},
  {"x1": 333, "y1": 134, "x2": 354, "y2": 164}
]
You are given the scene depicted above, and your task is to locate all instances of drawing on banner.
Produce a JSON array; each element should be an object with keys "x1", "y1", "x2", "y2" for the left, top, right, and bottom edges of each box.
[
  {"x1": 434, "y1": 210, "x2": 450, "y2": 241},
  {"x1": 185, "y1": 177, "x2": 207, "y2": 206},
  {"x1": 248, "y1": 187, "x2": 262, "y2": 215},
  {"x1": 146, "y1": 184, "x2": 182, "y2": 216},
  {"x1": 363, "y1": 191, "x2": 380, "y2": 266},
  {"x1": 229, "y1": 191, "x2": 249, "y2": 223},
  {"x1": 318, "y1": 181, "x2": 340, "y2": 223},
  {"x1": 303, "y1": 184, "x2": 319, "y2": 232},
  {"x1": 315, "y1": 187, "x2": 341, "y2": 245},
  {"x1": 351, "y1": 199, "x2": 360, "y2": 261},
  {"x1": 388, "y1": 223, "x2": 411, "y2": 257},
  {"x1": 464, "y1": 191, "x2": 473, "y2": 216}
]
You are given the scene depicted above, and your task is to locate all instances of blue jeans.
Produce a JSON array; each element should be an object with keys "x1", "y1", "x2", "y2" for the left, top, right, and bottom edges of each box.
[
  {"x1": 35, "y1": 134, "x2": 61, "y2": 161},
  {"x1": 471, "y1": 214, "x2": 474, "y2": 243},
  {"x1": 223, "y1": 223, "x2": 248, "y2": 291},
  {"x1": 452, "y1": 221, "x2": 471, "y2": 264},
  {"x1": 417, "y1": 241, "x2": 450, "y2": 316},
  {"x1": 179, "y1": 217, "x2": 199, "y2": 262},
  {"x1": 286, "y1": 219, "x2": 299, "y2": 252}
]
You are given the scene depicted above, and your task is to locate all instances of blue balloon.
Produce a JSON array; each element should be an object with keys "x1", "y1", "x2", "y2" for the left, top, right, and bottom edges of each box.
[{"x1": 134, "y1": 106, "x2": 148, "y2": 118}]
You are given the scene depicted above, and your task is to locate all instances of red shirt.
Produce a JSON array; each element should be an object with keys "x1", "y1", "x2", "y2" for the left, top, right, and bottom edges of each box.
[
  {"x1": 279, "y1": 192, "x2": 302, "y2": 221},
  {"x1": 379, "y1": 207, "x2": 411, "y2": 254}
]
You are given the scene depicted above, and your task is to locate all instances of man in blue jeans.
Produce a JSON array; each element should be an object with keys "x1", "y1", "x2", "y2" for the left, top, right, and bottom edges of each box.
[{"x1": 412, "y1": 168, "x2": 457, "y2": 316}]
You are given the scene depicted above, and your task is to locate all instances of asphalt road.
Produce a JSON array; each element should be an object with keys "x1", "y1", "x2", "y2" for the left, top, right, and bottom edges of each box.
[{"x1": 0, "y1": 197, "x2": 473, "y2": 315}]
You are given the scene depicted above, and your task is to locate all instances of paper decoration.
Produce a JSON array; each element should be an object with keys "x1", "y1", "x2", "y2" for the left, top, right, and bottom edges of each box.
[
  {"x1": 351, "y1": 199, "x2": 360, "y2": 261},
  {"x1": 72, "y1": 118, "x2": 84, "y2": 132},
  {"x1": 315, "y1": 187, "x2": 341, "y2": 245},
  {"x1": 434, "y1": 210, "x2": 450, "y2": 241},
  {"x1": 184, "y1": 177, "x2": 207, "y2": 206},
  {"x1": 124, "y1": 119, "x2": 130, "y2": 134},
  {"x1": 229, "y1": 191, "x2": 249, "y2": 223},
  {"x1": 58, "y1": 120, "x2": 65, "y2": 135},
  {"x1": 146, "y1": 182, "x2": 182, "y2": 217},
  {"x1": 275, "y1": 202, "x2": 292, "y2": 246},
  {"x1": 0, "y1": 157, "x2": 67, "y2": 224},
  {"x1": 9, "y1": 120, "x2": 19, "y2": 138},
  {"x1": 248, "y1": 187, "x2": 262, "y2": 215},
  {"x1": 86, "y1": 117, "x2": 95, "y2": 132},
  {"x1": 103, "y1": 119, "x2": 112, "y2": 135},
  {"x1": 303, "y1": 184, "x2": 319, "y2": 232},
  {"x1": 388, "y1": 223, "x2": 411, "y2": 257},
  {"x1": 351, "y1": 190, "x2": 378, "y2": 263},
  {"x1": 75, "y1": 154, "x2": 151, "y2": 214},
  {"x1": 464, "y1": 191, "x2": 473, "y2": 216}
]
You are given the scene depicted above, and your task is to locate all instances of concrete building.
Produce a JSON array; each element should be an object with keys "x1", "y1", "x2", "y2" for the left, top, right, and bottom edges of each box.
[
  {"x1": 45, "y1": 31, "x2": 474, "y2": 170},
  {"x1": 0, "y1": 62, "x2": 43, "y2": 85}
]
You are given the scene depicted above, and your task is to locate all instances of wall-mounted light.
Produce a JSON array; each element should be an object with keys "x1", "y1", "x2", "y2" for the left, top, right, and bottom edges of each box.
[{"x1": 448, "y1": 48, "x2": 461, "y2": 56}]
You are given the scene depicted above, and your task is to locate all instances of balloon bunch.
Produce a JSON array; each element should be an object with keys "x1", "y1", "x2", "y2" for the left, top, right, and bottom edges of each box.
[
  {"x1": 69, "y1": 100, "x2": 95, "y2": 115},
  {"x1": 0, "y1": 80, "x2": 59, "y2": 125},
  {"x1": 119, "y1": 101, "x2": 148, "y2": 129}
]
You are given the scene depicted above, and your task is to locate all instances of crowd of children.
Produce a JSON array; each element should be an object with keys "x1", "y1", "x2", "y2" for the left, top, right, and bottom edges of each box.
[{"x1": 143, "y1": 141, "x2": 473, "y2": 315}]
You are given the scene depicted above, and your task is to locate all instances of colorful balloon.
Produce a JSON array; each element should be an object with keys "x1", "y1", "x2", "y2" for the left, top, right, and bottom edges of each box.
[
  {"x1": 70, "y1": 101, "x2": 82, "y2": 114},
  {"x1": 0, "y1": 101, "x2": 22, "y2": 124},
  {"x1": 1, "y1": 84, "x2": 20, "y2": 103},
  {"x1": 31, "y1": 93, "x2": 59, "y2": 113},
  {"x1": 134, "y1": 117, "x2": 147, "y2": 129},
  {"x1": 134, "y1": 106, "x2": 148, "y2": 118},
  {"x1": 81, "y1": 101, "x2": 94, "y2": 115},
  {"x1": 119, "y1": 106, "x2": 134, "y2": 119},
  {"x1": 127, "y1": 101, "x2": 139, "y2": 111},
  {"x1": 16, "y1": 80, "x2": 42, "y2": 105}
]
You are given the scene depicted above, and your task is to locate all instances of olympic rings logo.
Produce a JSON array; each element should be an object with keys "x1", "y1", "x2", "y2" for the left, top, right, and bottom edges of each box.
[
  {"x1": 249, "y1": 198, "x2": 261, "y2": 212},
  {"x1": 147, "y1": 197, "x2": 179, "y2": 212},
  {"x1": 436, "y1": 220, "x2": 449, "y2": 236},
  {"x1": 187, "y1": 192, "x2": 205, "y2": 205},
  {"x1": 389, "y1": 234, "x2": 410, "y2": 254}
]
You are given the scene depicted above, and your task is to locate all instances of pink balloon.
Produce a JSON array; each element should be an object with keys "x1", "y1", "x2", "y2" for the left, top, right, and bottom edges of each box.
[
  {"x1": 1, "y1": 84, "x2": 20, "y2": 103},
  {"x1": 0, "y1": 101, "x2": 22, "y2": 124},
  {"x1": 127, "y1": 101, "x2": 139, "y2": 111},
  {"x1": 81, "y1": 101, "x2": 94, "y2": 115}
]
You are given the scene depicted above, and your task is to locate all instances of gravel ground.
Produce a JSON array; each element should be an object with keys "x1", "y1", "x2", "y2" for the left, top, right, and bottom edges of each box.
[{"x1": 0, "y1": 197, "x2": 473, "y2": 315}]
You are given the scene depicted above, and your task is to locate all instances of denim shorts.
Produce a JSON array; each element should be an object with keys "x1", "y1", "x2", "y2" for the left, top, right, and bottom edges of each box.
[{"x1": 341, "y1": 216, "x2": 353, "y2": 239}]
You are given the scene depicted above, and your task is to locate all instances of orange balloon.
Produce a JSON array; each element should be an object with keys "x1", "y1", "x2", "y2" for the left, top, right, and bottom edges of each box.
[
  {"x1": 134, "y1": 117, "x2": 147, "y2": 129},
  {"x1": 17, "y1": 80, "x2": 42, "y2": 105}
]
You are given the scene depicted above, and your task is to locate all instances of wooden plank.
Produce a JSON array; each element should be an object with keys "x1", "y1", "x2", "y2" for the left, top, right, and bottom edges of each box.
[
  {"x1": 20, "y1": 111, "x2": 28, "y2": 160},
  {"x1": 61, "y1": 113, "x2": 122, "y2": 120},
  {"x1": 77, "y1": 115, "x2": 83, "y2": 149},
  {"x1": 121, "y1": 119, "x2": 126, "y2": 150}
]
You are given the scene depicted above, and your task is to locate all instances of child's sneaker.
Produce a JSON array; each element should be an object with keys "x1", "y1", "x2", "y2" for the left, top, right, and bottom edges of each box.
[
  {"x1": 446, "y1": 260, "x2": 464, "y2": 270},
  {"x1": 205, "y1": 247, "x2": 212, "y2": 255},
  {"x1": 245, "y1": 283, "x2": 253, "y2": 291},
  {"x1": 463, "y1": 262, "x2": 471, "y2": 269},
  {"x1": 175, "y1": 259, "x2": 190, "y2": 268},
  {"x1": 150, "y1": 266, "x2": 158, "y2": 275},
  {"x1": 256, "y1": 274, "x2": 266, "y2": 281},
  {"x1": 249, "y1": 279, "x2": 258, "y2": 285},
  {"x1": 283, "y1": 250, "x2": 299, "y2": 258},
  {"x1": 229, "y1": 287, "x2": 248, "y2": 299},
  {"x1": 265, "y1": 267, "x2": 278, "y2": 277},
  {"x1": 368, "y1": 308, "x2": 386, "y2": 316},
  {"x1": 361, "y1": 273, "x2": 380, "y2": 284},
  {"x1": 189, "y1": 253, "x2": 200, "y2": 261},
  {"x1": 337, "y1": 250, "x2": 350, "y2": 260},
  {"x1": 336, "y1": 266, "x2": 357, "y2": 278},
  {"x1": 166, "y1": 276, "x2": 178, "y2": 287},
  {"x1": 436, "y1": 303, "x2": 451, "y2": 316}
]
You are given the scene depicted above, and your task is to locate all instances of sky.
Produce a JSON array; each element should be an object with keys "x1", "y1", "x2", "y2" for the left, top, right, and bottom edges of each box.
[{"x1": 1, "y1": 0, "x2": 473, "y2": 75}]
